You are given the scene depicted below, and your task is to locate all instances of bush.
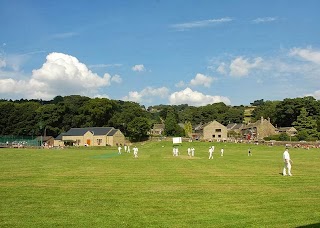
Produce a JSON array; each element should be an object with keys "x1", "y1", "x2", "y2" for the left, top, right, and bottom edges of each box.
[{"x1": 279, "y1": 133, "x2": 289, "y2": 141}]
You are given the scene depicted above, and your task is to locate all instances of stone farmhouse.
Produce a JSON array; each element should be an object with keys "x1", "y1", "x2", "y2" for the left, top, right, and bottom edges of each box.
[
  {"x1": 227, "y1": 123, "x2": 245, "y2": 133},
  {"x1": 149, "y1": 123, "x2": 165, "y2": 136},
  {"x1": 276, "y1": 127, "x2": 298, "y2": 136},
  {"x1": 194, "y1": 120, "x2": 228, "y2": 141},
  {"x1": 240, "y1": 117, "x2": 276, "y2": 140},
  {"x1": 54, "y1": 127, "x2": 125, "y2": 147}
]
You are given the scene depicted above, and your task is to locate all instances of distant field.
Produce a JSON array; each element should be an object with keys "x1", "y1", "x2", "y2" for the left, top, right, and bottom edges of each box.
[
  {"x1": 0, "y1": 142, "x2": 319, "y2": 227},
  {"x1": 244, "y1": 107, "x2": 255, "y2": 124}
]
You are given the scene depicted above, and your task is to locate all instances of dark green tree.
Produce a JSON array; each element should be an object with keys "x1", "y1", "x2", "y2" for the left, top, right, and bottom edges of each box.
[
  {"x1": 127, "y1": 117, "x2": 151, "y2": 141},
  {"x1": 293, "y1": 108, "x2": 318, "y2": 140},
  {"x1": 164, "y1": 108, "x2": 184, "y2": 136}
]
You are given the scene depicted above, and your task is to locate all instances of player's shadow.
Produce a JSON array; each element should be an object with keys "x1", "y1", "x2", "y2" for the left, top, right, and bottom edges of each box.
[{"x1": 296, "y1": 223, "x2": 320, "y2": 228}]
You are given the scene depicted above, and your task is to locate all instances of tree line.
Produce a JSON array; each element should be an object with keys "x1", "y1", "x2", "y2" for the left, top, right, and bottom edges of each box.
[{"x1": 0, "y1": 95, "x2": 319, "y2": 141}]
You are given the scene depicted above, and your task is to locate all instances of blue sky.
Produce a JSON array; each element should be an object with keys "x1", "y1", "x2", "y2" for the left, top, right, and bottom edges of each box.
[{"x1": 1, "y1": 0, "x2": 320, "y2": 107}]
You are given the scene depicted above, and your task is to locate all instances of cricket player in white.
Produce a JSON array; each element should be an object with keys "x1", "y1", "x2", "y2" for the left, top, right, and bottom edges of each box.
[
  {"x1": 283, "y1": 148, "x2": 293, "y2": 176},
  {"x1": 124, "y1": 145, "x2": 127, "y2": 153},
  {"x1": 133, "y1": 146, "x2": 138, "y2": 158},
  {"x1": 208, "y1": 147, "x2": 213, "y2": 159},
  {"x1": 187, "y1": 147, "x2": 191, "y2": 157},
  {"x1": 220, "y1": 148, "x2": 224, "y2": 156},
  {"x1": 118, "y1": 146, "x2": 122, "y2": 154},
  {"x1": 191, "y1": 147, "x2": 195, "y2": 157}
]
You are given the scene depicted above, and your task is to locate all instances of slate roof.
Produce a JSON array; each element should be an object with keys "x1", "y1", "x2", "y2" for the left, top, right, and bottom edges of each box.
[
  {"x1": 278, "y1": 127, "x2": 297, "y2": 132},
  {"x1": 227, "y1": 123, "x2": 244, "y2": 130},
  {"x1": 195, "y1": 121, "x2": 225, "y2": 130},
  {"x1": 55, "y1": 133, "x2": 67, "y2": 140},
  {"x1": 65, "y1": 127, "x2": 114, "y2": 136},
  {"x1": 35, "y1": 136, "x2": 54, "y2": 141},
  {"x1": 107, "y1": 129, "x2": 118, "y2": 136},
  {"x1": 227, "y1": 123, "x2": 237, "y2": 130}
]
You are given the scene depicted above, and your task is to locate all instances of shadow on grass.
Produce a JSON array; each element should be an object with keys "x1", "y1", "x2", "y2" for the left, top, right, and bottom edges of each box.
[
  {"x1": 91, "y1": 153, "x2": 120, "y2": 159},
  {"x1": 296, "y1": 223, "x2": 320, "y2": 228}
]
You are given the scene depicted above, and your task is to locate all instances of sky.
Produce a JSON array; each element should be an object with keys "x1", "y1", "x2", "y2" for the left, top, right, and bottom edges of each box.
[{"x1": 1, "y1": 0, "x2": 320, "y2": 107}]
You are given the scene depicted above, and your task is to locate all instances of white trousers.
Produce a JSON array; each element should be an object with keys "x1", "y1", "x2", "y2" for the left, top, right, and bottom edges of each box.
[{"x1": 283, "y1": 162, "x2": 292, "y2": 175}]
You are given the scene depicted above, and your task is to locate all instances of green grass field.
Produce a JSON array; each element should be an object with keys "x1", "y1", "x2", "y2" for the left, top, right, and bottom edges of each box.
[{"x1": 1, "y1": 141, "x2": 319, "y2": 227}]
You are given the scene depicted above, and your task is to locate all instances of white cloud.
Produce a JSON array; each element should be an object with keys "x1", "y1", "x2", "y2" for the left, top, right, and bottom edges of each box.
[
  {"x1": 306, "y1": 90, "x2": 320, "y2": 100},
  {"x1": 111, "y1": 74, "x2": 122, "y2": 83},
  {"x1": 175, "y1": 80, "x2": 186, "y2": 88},
  {"x1": 0, "y1": 58, "x2": 6, "y2": 68},
  {"x1": 252, "y1": 17, "x2": 278, "y2": 24},
  {"x1": 132, "y1": 64, "x2": 146, "y2": 72},
  {"x1": 0, "y1": 52, "x2": 118, "y2": 99},
  {"x1": 169, "y1": 87, "x2": 231, "y2": 106},
  {"x1": 229, "y1": 57, "x2": 263, "y2": 77},
  {"x1": 51, "y1": 32, "x2": 78, "y2": 39},
  {"x1": 190, "y1": 73, "x2": 215, "y2": 87},
  {"x1": 123, "y1": 91, "x2": 142, "y2": 102},
  {"x1": 94, "y1": 94, "x2": 110, "y2": 99},
  {"x1": 89, "y1": 63, "x2": 122, "y2": 69},
  {"x1": 171, "y1": 17, "x2": 233, "y2": 31},
  {"x1": 216, "y1": 62, "x2": 226, "y2": 74},
  {"x1": 290, "y1": 47, "x2": 320, "y2": 65},
  {"x1": 123, "y1": 86, "x2": 169, "y2": 103}
]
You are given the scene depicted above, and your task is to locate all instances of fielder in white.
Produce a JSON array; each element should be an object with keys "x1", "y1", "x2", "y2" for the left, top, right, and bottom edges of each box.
[
  {"x1": 127, "y1": 145, "x2": 131, "y2": 153},
  {"x1": 208, "y1": 147, "x2": 213, "y2": 159},
  {"x1": 283, "y1": 148, "x2": 293, "y2": 176},
  {"x1": 187, "y1": 147, "x2": 191, "y2": 157},
  {"x1": 220, "y1": 148, "x2": 224, "y2": 156},
  {"x1": 191, "y1": 147, "x2": 195, "y2": 157},
  {"x1": 118, "y1": 146, "x2": 122, "y2": 154},
  {"x1": 133, "y1": 146, "x2": 139, "y2": 158}
]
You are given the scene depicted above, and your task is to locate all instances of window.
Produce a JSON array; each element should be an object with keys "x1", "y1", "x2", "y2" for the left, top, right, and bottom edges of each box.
[
  {"x1": 216, "y1": 129, "x2": 222, "y2": 132},
  {"x1": 212, "y1": 135, "x2": 215, "y2": 138},
  {"x1": 218, "y1": 135, "x2": 221, "y2": 138},
  {"x1": 97, "y1": 139, "x2": 102, "y2": 145}
]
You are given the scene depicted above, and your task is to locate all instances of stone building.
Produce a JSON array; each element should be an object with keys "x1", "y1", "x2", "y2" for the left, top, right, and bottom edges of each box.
[
  {"x1": 194, "y1": 120, "x2": 228, "y2": 141},
  {"x1": 240, "y1": 117, "x2": 276, "y2": 140}
]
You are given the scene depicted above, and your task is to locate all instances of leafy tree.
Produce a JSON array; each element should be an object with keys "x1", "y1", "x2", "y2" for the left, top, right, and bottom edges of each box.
[
  {"x1": 274, "y1": 97, "x2": 319, "y2": 127},
  {"x1": 108, "y1": 101, "x2": 150, "y2": 136},
  {"x1": 250, "y1": 99, "x2": 265, "y2": 106},
  {"x1": 79, "y1": 98, "x2": 117, "y2": 127},
  {"x1": 164, "y1": 108, "x2": 184, "y2": 136},
  {"x1": 127, "y1": 117, "x2": 151, "y2": 141},
  {"x1": 184, "y1": 121, "x2": 193, "y2": 137},
  {"x1": 278, "y1": 133, "x2": 290, "y2": 141},
  {"x1": 222, "y1": 107, "x2": 245, "y2": 125},
  {"x1": 251, "y1": 100, "x2": 279, "y2": 125},
  {"x1": 0, "y1": 102, "x2": 15, "y2": 135},
  {"x1": 293, "y1": 108, "x2": 318, "y2": 140}
]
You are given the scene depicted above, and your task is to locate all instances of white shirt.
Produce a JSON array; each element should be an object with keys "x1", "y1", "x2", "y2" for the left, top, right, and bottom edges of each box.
[{"x1": 283, "y1": 150, "x2": 290, "y2": 162}]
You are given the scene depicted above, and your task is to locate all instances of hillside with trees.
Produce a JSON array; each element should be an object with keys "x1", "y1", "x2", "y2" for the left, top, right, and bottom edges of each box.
[{"x1": 0, "y1": 96, "x2": 320, "y2": 141}]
